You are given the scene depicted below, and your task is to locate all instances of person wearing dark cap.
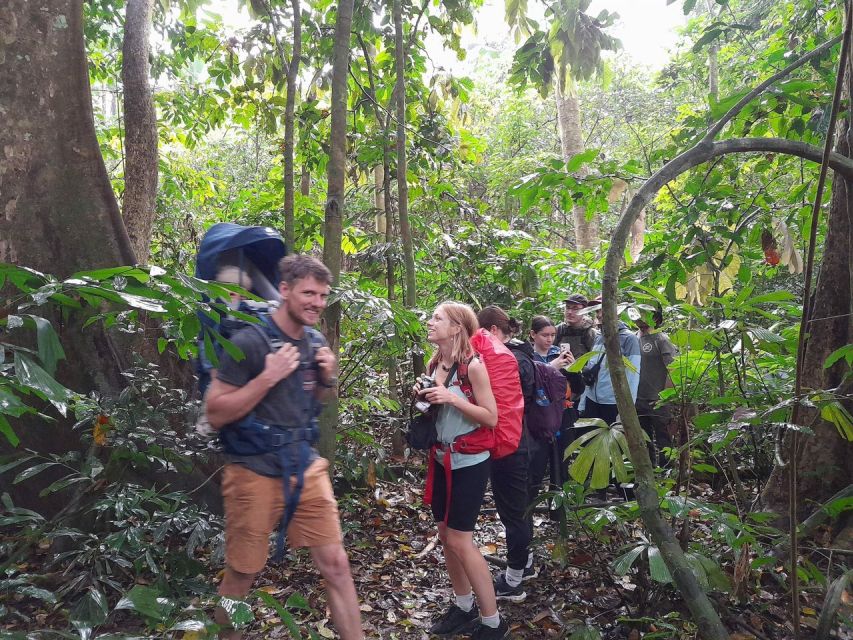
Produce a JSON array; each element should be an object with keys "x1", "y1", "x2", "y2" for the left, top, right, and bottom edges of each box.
[{"x1": 552, "y1": 294, "x2": 598, "y2": 488}]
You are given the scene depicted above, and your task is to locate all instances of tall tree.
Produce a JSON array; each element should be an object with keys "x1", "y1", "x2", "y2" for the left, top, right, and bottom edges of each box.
[
  {"x1": 506, "y1": 0, "x2": 619, "y2": 252},
  {"x1": 0, "y1": 0, "x2": 139, "y2": 512},
  {"x1": 319, "y1": 0, "x2": 355, "y2": 467},
  {"x1": 0, "y1": 0, "x2": 136, "y2": 271},
  {"x1": 555, "y1": 81, "x2": 599, "y2": 250},
  {"x1": 393, "y1": 0, "x2": 422, "y2": 377},
  {"x1": 121, "y1": 0, "x2": 159, "y2": 263},
  {"x1": 259, "y1": 0, "x2": 302, "y2": 250}
]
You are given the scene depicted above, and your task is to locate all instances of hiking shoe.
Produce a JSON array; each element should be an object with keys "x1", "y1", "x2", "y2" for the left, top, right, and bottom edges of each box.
[
  {"x1": 494, "y1": 574, "x2": 527, "y2": 603},
  {"x1": 470, "y1": 618, "x2": 510, "y2": 639},
  {"x1": 428, "y1": 604, "x2": 480, "y2": 636},
  {"x1": 522, "y1": 565, "x2": 539, "y2": 581}
]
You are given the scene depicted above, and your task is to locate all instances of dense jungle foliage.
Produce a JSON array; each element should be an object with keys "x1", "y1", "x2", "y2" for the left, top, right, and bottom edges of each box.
[{"x1": 0, "y1": 0, "x2": 851, "y2": 638}]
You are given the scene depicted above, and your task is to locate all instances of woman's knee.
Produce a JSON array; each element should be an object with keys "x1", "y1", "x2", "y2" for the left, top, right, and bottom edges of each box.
[{"x1": 443, "y1": 529, "x2": 474, "y2": 557}]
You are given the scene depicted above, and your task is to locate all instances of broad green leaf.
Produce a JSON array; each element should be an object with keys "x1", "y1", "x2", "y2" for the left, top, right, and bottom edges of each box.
[
  {"x1": 115, "y1": 585, "x2": 174, "y2": 622},
  {"x1": 0, "y1": 414, "x2": 20, "y2": 447},
  {"x1": 218, "y1": 596, "x2": 254, "y2": 627},
  {"x1": 612, "y1": 544, "x2": 645, "y2": 575},
  {"x1": 647, "y1": 546, "x2": 672, "y2": 583},
  {"x1": 566, "y1": 148, "x2": 599, "y2": 172},
  {"x1": 23, "y1": 315, "x2": 66, "y2": 375},
  {"x1": 71, "y1": 588, "x2": 109, "y2": 640},
  {"x1": 823, "y1": 344, "x2": 853, "y2": 369},
  {"x1": 14, "y1": 352, "x2": 70, "y2": 415},
  {"x1": 820, "y1": 402, "x2": 853, "y2": 441}
]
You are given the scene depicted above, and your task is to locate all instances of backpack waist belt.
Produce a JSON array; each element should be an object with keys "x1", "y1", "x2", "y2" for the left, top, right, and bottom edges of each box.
[{"x1": 221, "y1": 417, "x2": 319, "y2": 561}]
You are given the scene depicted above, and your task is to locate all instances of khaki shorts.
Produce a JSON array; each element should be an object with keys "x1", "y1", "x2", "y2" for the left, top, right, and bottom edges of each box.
[{"x1": 222, "y1": 457, "x2": 343, "y2": 574}]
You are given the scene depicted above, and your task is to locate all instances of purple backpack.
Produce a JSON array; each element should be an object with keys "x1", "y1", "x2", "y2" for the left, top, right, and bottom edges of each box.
[{"x1": 526, "y1": 360, "x2": 568, "y2": 440}]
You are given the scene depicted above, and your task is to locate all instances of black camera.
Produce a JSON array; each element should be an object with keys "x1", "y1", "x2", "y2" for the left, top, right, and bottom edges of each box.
[{"x1": 414, "y1": 374, "x2": 436, "y2": 413}]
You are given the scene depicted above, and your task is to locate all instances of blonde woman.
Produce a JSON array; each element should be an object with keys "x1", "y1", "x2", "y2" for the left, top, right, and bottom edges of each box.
[{"x1": 416, "y1": 302, "x2": 508, "y2": 639}]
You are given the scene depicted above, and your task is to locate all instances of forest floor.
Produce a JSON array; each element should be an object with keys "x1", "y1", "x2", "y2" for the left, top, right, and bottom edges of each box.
[
  {"x1": 236, "y1": 466, "x2": 850, "y2": 640},
  {"x1": 3, "y1": 463, "x2": 851, "y2": 639}
]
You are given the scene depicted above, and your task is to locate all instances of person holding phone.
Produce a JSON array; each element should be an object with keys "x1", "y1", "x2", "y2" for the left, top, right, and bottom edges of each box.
[{"x1": 553, "y1": 294, "x2": 597, "y2": 477}]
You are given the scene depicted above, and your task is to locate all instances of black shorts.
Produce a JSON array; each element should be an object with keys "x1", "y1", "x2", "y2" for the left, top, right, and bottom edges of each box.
[{"x1": 431, "y1": 458, "x2": 490, "y2": 531}]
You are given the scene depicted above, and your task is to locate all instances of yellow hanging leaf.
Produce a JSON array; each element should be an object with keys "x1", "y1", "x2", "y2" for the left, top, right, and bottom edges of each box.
[{"x1": 93, "y1": 415, "x2": 111, "y2": 445}]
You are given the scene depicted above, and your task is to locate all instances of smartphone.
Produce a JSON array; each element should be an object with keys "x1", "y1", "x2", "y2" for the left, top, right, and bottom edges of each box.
[{"x1": 559, "y1": 343, "x2": 572, "y2": 355}]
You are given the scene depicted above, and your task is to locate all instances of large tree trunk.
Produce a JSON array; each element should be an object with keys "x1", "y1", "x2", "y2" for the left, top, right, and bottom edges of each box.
[
  {"x1": 283, "y1": 0, "x2": 301, "y2": 251},
  {"x1": 319, "y1": 0, "x2": 354, "y2": 469},
  {"x1": 0, "y1": 0, "x2": 140, "y2": 514},
  {"x1": 121, "y1": 0, "x2": 158, "y2": 264},
  {"x1": 556, "y1": 82, "x2": 599, "y2": 251},
  {"x1": 761, "y1": 116, "x2": 853, "y2": 522},
  {"x1": 0, "y1": 0, "x2": 136, "y2": 271}
]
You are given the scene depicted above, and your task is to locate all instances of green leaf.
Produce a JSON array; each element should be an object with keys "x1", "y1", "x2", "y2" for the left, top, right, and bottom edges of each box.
[
  {"x1": 14, "y1": 462, "x2": 58, "y2": 484},
  {"x1": 39, "y1": 474, "x2": 89, "y2": 497},
  {"x1": 212, "y1": 331, "x2": 245, "y2": 362},
  {"x1": 683, "y1": 0, "x2": 698, "y2": 14},
  {"x1": 71, "y1": 588, "x2": 109, "y2": 640},
  {"x1": 566, "y1": 149, "x2": 599, "y2": 172},
  {"x1": 820, "y1": 402, "x2": 853, "y2": 441},
  {"x1": 0, "y1": 414, "x2": 20, "y2": 447},
  {"x1": 115, "y1": 585, "x2": 174, "y2": 622},
  {"x1": 612, "y1": 544, "x2": 645, "y2": 575},
  {"x1": 21, "y1": 315, "x2": 66, "y2": 375},
  {"x1": 693, "y1": 28, "x2": 722, "y2": 52},
  {"x1": 823, "y1": 343, "x2": 853, "y2": 369},
  {"x1": 647, "y1": 546, "x2": 673, "y2": 583},
  {"x1": 823, "y1": 496, "x2": 853, "y2": 518},
  {"x1": 256, "y1": 591, "x2": 305, "y2": 638},
  {"x1": 14, "y1": 352, "x2": 70, "y2": 415},
  {"x1": 218, "y1": 596, "x2": 254, "y2": 628},
  {"x1": 569, "y1": 627, "x2": 602, "y2": 640}
]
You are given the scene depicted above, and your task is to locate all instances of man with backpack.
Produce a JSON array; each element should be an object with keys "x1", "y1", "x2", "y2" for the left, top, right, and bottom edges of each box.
[{"x1": 205, "y1": 255, "x2": 363, "y2": 640}]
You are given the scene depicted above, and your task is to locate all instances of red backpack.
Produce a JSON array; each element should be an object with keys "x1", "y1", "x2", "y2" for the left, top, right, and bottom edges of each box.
[{"x1": 452, "y1": 329, "x2": 524, "y2": 459}]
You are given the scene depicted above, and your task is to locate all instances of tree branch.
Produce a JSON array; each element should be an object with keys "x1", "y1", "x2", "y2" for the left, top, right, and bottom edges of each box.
[{"x1": 703, "y1": 35, "x2": 841, "y2": 143}]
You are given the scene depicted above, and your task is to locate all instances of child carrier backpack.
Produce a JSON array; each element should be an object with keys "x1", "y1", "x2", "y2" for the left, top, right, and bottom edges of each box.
[
  {"x1": 194, "y1": 223, "x2": 288, "y2": 396},
  {"x1": 453, "y1": 328, "x2": 524, "y2": 459},
  {"x1": 526, "y1": 360, "x2": 569, "y2": 440}
]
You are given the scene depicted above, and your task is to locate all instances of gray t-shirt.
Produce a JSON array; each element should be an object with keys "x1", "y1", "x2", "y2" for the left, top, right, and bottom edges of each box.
[
  {"x1": 636, "y1": 332, "x2": 677, "y2": 409},
  {"x1": 216, "y1": 322, "x2": 325, "y2": 476}
]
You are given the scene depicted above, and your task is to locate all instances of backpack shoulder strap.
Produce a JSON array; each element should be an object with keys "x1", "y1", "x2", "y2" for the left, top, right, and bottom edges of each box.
[
  {"x1": 456, "y1": 356, "x2": 475, "y2": 399},
  {"x1": 303, "y1": 326, "x2": 325, "y2": 359}
]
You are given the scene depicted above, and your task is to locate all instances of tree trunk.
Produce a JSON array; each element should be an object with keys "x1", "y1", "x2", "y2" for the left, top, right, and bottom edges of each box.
[
  {"x1": 394, "y1": 0, "x2": 423, "y2": 377},
  {"x1": 121, "y1": 0, "x2": 158, "y2": 264},
  {"x1": 706, "y1": 0, "x2": 719, "y2": 103},
  {"x1": 555, "y1": 82, "x2": 599, "y2": 251},
  {"x1": 761, "y1": 116, "x2": 853, "y2": 522},
  {"x1": 300, "y1": 164, "x2": 310, "y2": 197},
  {"x1": 283, "y1": 0, "x2": 301, "y2": 251},
  {"x1": 319, "y1": 0, "x2": 354, "y2": 469},
  {"x1": 0, "y1": 0, "x2": 141, "y2": 514},
  {"x1": 375, "y1": 165, "x2": 386, "y2": 233},
  {"x1": 0, "y1": 0, "x2": 136, "y2": 271}
]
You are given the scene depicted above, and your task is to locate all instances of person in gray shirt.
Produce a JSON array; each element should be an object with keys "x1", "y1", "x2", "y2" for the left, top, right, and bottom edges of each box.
[{"x1": 635, "y1": 309, "x2": 678, "y2": 467}]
